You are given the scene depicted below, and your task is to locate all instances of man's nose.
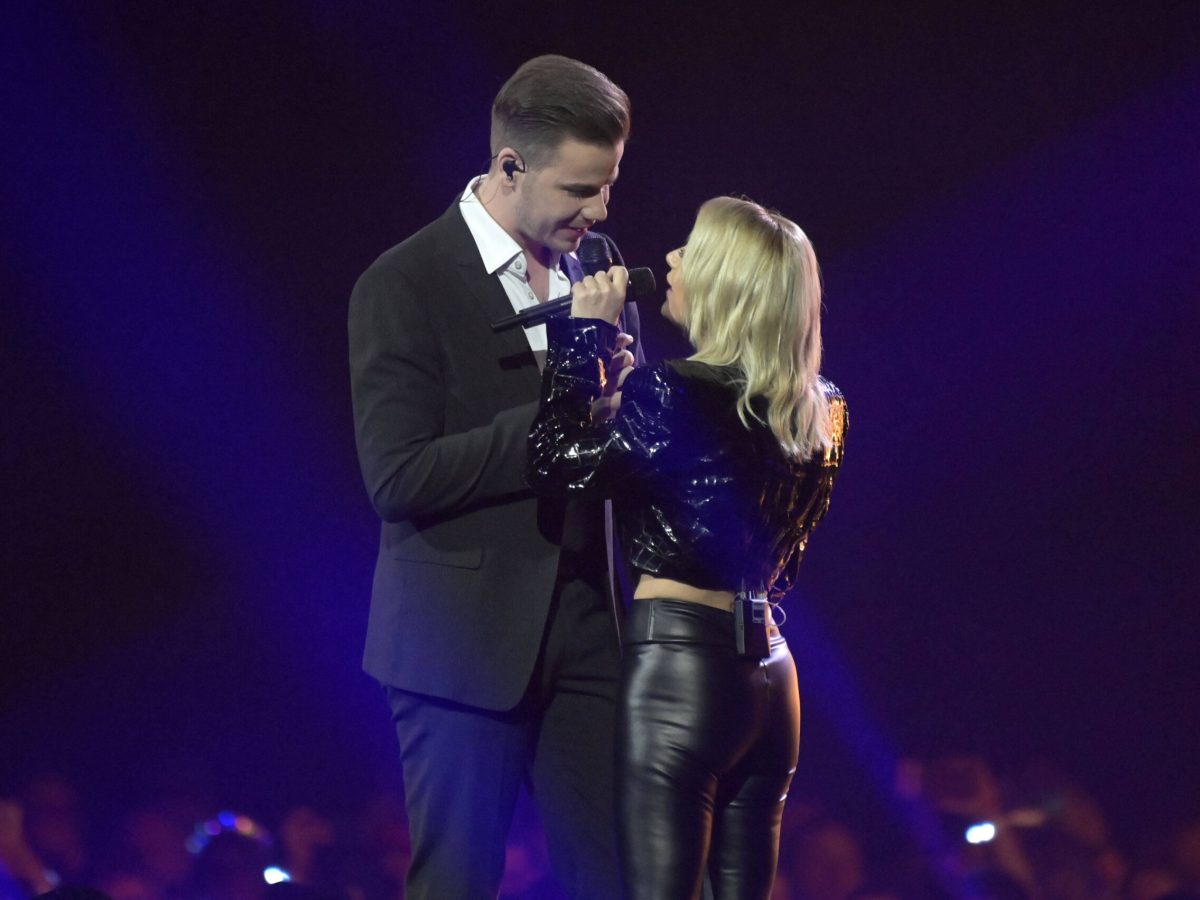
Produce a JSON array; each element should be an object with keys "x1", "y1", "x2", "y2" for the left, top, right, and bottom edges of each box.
[{"x1": 583, "y1": 194, "x2": 608, "y2": 223}]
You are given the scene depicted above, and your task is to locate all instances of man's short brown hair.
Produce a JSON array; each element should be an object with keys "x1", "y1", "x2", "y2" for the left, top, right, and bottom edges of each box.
[{"x1": 491, "y1": 55, "x2": 630, "y2": 169}]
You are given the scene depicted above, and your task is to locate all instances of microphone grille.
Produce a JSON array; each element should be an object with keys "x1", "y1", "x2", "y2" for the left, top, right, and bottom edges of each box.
[
  {"x1": 578, "y1": 236, "x2": 613, "y2": 275},
  {"x1": 628, "y1": 267, "x2": 656, "y2": 297}
]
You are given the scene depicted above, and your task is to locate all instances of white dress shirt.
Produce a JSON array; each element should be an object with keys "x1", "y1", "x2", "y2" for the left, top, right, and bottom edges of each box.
[{"x1": 458, "y1": 179, "x2": 575, "y2": 368}]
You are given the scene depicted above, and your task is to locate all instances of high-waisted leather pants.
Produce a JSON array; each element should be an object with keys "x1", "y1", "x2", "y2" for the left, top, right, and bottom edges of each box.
[{"x1": 617, "y1": 599, "x2": 802, "y2": 900}]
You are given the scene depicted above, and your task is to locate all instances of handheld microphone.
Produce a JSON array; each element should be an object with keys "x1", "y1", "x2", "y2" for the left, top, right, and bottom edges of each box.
[
  {"x1": 491, "y1": 266, "x2": 656, "y2": 332},
  {"x1": 578, "y1": 234, "x2": 613, "y2": 275}
]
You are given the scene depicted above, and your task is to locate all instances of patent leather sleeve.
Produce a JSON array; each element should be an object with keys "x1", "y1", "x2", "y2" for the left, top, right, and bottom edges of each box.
[
  {"x1": 763, "y1": 383, "x2": 848, "y2": 596},
  {"x1": 527, "y1": 316, "x2": 669, "y2": 496}
]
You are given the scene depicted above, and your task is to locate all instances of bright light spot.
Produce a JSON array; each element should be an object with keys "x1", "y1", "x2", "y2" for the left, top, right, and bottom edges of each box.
[
  {"x1": 965, "y1": 822, "x2": 997, "y2": 844},
  {"x1": 263, "y1": 867, "x2": 291, "y2": 884}
]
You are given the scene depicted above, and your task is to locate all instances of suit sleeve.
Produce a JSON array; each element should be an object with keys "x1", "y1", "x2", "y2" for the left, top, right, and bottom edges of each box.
[{"x1": 349, "y1": 258, "x2": 535, "y2": 523}]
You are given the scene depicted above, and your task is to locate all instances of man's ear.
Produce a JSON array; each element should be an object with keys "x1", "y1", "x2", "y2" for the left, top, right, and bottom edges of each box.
[{"x1": 497, "y1": 147, "x2": 526, "y2": 181}]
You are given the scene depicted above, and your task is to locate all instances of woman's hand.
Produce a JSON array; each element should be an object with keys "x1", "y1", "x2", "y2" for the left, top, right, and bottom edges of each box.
[
  {"x1": 591, "y1": 332, "x2": 636, "y2": 422},
  {"x1": 571, "y1": 265, "x2": 628, "y2": 325}
]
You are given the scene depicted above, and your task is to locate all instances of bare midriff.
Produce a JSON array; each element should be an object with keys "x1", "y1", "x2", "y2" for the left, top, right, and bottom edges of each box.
[
  {"x1": 633, "y1": 575, "x2": 780, "y2": 635},
  {"x1": 633, "y1": 575, "x2": 736, "y2": 611}
]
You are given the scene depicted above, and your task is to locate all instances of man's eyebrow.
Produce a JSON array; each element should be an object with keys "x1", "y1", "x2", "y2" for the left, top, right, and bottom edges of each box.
[{"x1": 560, "y1": 174, "x2": 619, "y2": 191}]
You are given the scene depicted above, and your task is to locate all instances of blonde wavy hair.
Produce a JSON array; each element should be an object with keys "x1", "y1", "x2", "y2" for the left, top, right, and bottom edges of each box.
[{"x1": 681, "y1": 196, "x2": 831, "y2": 460}]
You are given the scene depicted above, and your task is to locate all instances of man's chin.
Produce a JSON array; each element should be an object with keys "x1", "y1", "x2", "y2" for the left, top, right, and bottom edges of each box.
[{"x1": 558, "y1": 228, "x2": 588, "y2": 251}]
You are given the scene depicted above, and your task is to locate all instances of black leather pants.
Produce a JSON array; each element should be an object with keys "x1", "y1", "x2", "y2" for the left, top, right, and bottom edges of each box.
[{"x1": 617, "y1": 599, "x2": 801, "y2": 900}]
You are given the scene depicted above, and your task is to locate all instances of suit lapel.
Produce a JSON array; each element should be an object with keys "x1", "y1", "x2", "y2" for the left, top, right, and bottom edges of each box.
[
  {"x1": 561, "y1": 252, "x2": 584, "y2": 284},
  {"x1": 435, "y1": 203, "x2": 542, "y2": 391}
]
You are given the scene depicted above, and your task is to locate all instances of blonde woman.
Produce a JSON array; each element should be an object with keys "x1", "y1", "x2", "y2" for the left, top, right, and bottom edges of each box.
[{"x1": 528, "y1": 196, "x2": 848, "y2": 899}]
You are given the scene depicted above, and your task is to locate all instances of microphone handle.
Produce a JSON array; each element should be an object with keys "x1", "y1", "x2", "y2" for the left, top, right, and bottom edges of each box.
[
  {"x1": 491, "y1": 266, "x2": 654, "y2": 332},
  {"x1": 490, "y1": 294, "x2": 575, "y2": 331}
]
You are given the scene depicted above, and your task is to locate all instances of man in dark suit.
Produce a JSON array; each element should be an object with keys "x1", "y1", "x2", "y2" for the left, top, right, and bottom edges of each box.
[{"x1": 348, "y1": 56, "x2": 640, "y2": 899}]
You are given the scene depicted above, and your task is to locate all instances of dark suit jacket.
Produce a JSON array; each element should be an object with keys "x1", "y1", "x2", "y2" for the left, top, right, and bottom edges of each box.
[{"x1": 349, "y1": 201, "x2": 643, "y2": 710}]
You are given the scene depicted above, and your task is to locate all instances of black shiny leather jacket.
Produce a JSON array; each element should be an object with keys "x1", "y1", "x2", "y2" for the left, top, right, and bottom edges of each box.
[{"x1": 527, "y1": 317, "x2": 847, "y2": 596}]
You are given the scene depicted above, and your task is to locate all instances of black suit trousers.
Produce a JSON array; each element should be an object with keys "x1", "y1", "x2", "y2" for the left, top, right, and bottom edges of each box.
[{"x1": 386, "y1": 575, "x2": 623, "y2": 900}]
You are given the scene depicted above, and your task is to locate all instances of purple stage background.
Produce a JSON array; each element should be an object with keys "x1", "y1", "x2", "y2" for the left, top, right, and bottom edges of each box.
[{"x1": 3, "y1": 0, "x2": 1198, "y2": 853}]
